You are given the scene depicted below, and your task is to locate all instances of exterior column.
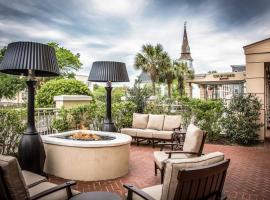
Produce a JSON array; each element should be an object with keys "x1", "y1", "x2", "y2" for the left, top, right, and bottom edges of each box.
[
  {"x1": 199, "y1": 84, "x2": 207, "y2": 99},
  {"x1": 185, "y1": 82, "x2": 192, "y2": 97}
]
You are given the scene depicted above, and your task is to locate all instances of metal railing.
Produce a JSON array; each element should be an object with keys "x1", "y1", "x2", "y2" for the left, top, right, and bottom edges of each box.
[{"x1": 35, "y1": 108, "x2": 59, "y2": 135}]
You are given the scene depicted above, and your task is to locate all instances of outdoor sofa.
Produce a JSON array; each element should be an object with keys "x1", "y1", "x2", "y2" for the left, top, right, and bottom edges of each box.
[
  {"x1": 121, "y1": 113, "x2": 182, "y2": 147},
  {"x1": 124, "y1": 152, "x2": 229, "y2": 200}
]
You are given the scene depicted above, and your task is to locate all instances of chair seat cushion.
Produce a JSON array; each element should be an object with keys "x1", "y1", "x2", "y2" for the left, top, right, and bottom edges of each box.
[
  {"x1": 153, "y1": 131, "x2": 173, "y2": 140},
  {"x1": 121, "y1": 128, "x2": 141, "y2": 137},
  {"x1": 132, "y1": 184, "x2": 162, "y2": 200},
  {"x1": 29, "y1": 181, "x2": 79, "y2": 200},
  {"x1": 136, "y1": 129, "x2": 154, "y2": 138},
  {"x1": 153, "y1": 151, "x2": 190, "y2": 169},
  {"x1": 22, "y1": 170, "x2": 47, "y2": 188}
]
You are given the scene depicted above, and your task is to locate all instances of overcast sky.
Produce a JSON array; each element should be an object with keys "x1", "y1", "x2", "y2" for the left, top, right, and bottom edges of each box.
[{"x1": 0, "y1": 0, "x2": 270, "y2": 84}]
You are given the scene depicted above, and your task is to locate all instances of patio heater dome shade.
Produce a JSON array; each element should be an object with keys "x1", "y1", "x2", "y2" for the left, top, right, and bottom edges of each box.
[
  {"x1": 88, "y1": 61, "x2": 129, "y2": 82},
  {"x1": 0, "y1": 42, "x2": 60, "y2": 77}
]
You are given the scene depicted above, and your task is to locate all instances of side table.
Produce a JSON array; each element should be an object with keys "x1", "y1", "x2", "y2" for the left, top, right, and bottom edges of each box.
[{"x1": 70, "y1": 192, "x2": 122, "y2": 200}]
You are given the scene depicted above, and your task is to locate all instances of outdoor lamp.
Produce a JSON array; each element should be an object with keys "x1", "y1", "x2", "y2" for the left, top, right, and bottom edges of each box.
[
  {"x1": 0, "y1": 42, "x2": 59, "y2": 175},
  {"x1": 88, "y1": 61, "x2": 129, "y2": 132}
]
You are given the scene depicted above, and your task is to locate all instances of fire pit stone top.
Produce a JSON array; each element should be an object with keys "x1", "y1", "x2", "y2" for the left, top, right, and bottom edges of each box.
[{"x1": 41, "y1": 130, "x2": 132, "y2": 147}]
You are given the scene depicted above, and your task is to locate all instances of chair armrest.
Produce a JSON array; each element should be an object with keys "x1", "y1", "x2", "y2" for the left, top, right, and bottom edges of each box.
[
  {"x1": 30, "y1": 181, "x2": 76, "y2": 200},
  {"x1": 164, "y1": 151, "x2": 198, "y2": 158},
  {"x1": 123, "y1": 184, "x2": 156, "y2": 200},
  {"x1": 158, "y1": 142, "x2": 183, "y2": 151}
]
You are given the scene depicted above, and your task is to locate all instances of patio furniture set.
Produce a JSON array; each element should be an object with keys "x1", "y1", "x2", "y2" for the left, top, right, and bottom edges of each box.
[{"x1": 0, "y1": 112, "x2": 230, "y2": 200}]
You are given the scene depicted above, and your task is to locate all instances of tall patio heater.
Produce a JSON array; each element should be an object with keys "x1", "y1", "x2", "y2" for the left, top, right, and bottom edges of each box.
[
  {"x1": 0, "y1": 42, "x2": 59, "y2": 175},
  {"x1": 88, "y1": 61, "x2": 129, "y2": 132}
]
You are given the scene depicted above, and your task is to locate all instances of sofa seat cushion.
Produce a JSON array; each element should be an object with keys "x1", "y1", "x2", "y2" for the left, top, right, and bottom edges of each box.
[
  {"x1": 136, "y1": 129, "x2": 154, "y2": 138},
  {"x1": 121, "y1": 128, "x2": 141, "y2": 137},
  {"x1": 132, "y1": 184, "x2": 162, "y2": 200},
  {"x1": 147, "y1": 114, "x2": 165, "y2": 130},
  {"x1": 0, "y1": 155, "x2": 30, "y2": 200},
  {"x1": 161, "y1": 152, "x2": 225, "y2": 200},
  {"x1": 132, "y1": 113, "x2": 149, "y2": 129},
  {"x1": 153, "y1": 131, "x2": 173, "y2": 140},
  {"x1": 183, "y1": 124, "x2": 204, "y2": 153},
  {"x1": 163, "y1": 115, "x2": 182, "y2": 131},
  {"x1": 29, "y1": 181, "x2": 79, "y2": 200},
  {"x1": 154, "y1": 151, "x2": 190, "y2": 169},
  {"x1": 22, "y1": 170, "x2": 47, "y2": 188}
]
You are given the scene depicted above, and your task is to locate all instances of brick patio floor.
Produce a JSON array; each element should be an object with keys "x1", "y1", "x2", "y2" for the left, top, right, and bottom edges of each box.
[{"x1": 49, "y1": 143, "x2": 270, "y2": 200}]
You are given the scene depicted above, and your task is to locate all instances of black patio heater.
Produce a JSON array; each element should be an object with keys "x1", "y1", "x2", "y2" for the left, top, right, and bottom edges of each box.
[
  {"x1": 88, "y1": 61, "x2": 129, "y2": 132},
  {"x1": 0, "y1": 42, "x2": 59, "y2": 175}
]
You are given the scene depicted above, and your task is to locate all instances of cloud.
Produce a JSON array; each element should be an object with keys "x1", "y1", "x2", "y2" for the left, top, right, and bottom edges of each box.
[{"x1": 0, "y1": 0, "x2": 270, "y2": 86}]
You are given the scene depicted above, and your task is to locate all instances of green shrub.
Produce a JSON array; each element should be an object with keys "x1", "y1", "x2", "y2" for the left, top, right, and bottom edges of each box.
[
  {"x1": 221, "y1": 94, "x2": 262, "y2": 145},
  {"x1": 51, "y1": 103, "x2": 104, "y2": 132},
  {"x1": 0, "y1": 109, "x2": 26, "y2": 155},
  {"x1": 36, "y1": 78, "x2": 92, "y2": 108},
  {"x1": 127, "y1": 79, "x2": 152, "y2": 113},
  {"x1": 112, "y1": 101, "x2": 137, "y2": 131},
  {"x1": 179, "y1": 97, "x2": 224, "y2": 142},
  {"x1": 51, "y1": 101, "x2": 136, "y2": 132}
]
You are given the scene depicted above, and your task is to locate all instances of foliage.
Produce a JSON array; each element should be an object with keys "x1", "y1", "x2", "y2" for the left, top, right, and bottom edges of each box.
[
  {"x1": 135, "y1": 44, "x2": 170, "y2": 95},
  {"x1": 173, "y1": 61, "x2": 194, "y2": 97},
  {"x1": 52, "y1": 103, "x2": 104, "y2": 131},
  {"x1": 0, "y1": 109, "x2": 26, "y2": 155},
  {"x1": 51, "y1": 101, "x2": 136, "y2": 132},
  {"x1": 178, "y1": 97, "x2": 224, "y2": 142},
  {"x1": 36, "y1": 78, "x2": 92, "y2": 107},
  {"x1": 127, "y1": 79, "x2": 152, "y2": 113},
  {"x1": 92, "y1": 85, "x2": 106, "y2": 102},
  {"x1": 221, "y1": 94, "x2": 262, "y2": 145},
  {"x1": 158, "y1": 59, "x2": 174, "y2": 98},
  {"x1": 0, "y1": 47, "x2": 26, "y2": 100},
  {"x1": 0, "y1": 73, "x2": 26, "y2": 100},
  {"x1": 47, "y1": 42, "x2": 82, "y2": 77},
  {"x1": 112, "y1": 101, "x2": 137, "y2": 131},
  {"x1": 92, "y1": 85, "x2": 127, "y2": 102}
]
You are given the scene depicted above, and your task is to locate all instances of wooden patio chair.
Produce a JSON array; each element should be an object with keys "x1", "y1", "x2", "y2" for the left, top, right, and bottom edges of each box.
[
  {"x1": 154, "y1": 124, "x2": 207, "y2": 183},
  {"x1": 124, "y1": 153, "x2": 230, "y2": 200}
]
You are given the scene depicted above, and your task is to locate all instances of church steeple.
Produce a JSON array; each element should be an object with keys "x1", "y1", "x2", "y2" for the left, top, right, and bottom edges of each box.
[{"x1": 179, "y1": 22, "x2": 193, "y2": 69}]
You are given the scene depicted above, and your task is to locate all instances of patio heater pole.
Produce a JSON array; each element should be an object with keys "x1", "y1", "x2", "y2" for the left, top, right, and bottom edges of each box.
[
  {"x1": 18, "y1": 71, "x2": 46, "y2": 175},
  {"x1": 103, "y1": 81, "x2": 117, "y2": 132}
]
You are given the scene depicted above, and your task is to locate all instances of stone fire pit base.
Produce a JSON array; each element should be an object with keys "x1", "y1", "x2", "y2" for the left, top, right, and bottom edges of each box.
[{"x1": 42, "y1": 131, "x2": 131, "y2": 181}]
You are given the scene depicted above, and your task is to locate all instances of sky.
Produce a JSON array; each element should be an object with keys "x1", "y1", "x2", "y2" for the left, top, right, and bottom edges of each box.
[{"x1": 0, "y1": 0, "x2": 270, "y2": 85}]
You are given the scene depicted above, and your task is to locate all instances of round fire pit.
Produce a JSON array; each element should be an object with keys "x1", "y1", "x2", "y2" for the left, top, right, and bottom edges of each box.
[{"x1": 42, "y1": 130, "x2": 132, "y2": 181}]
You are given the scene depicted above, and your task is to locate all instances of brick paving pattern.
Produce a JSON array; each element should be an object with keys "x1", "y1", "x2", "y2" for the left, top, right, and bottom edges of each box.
[{"x1": 49, "y1": 143, "x2": 270, "y2": 200}]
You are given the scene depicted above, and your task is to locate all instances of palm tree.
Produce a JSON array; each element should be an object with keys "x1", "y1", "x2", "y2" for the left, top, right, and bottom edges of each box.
[
  {"x1": 159, "y1": 59, "x2": 175, "y2": 98},
  {"x1": 135, "y1": 44, "x2": 169, "y2": 95},
  {"x1": 174, "y1": 61, "x2": 194, "y2": 97}
]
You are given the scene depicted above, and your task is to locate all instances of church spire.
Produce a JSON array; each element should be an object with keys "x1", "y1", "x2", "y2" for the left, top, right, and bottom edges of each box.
[{"x1": 180, "y1": 22, "x2": 193, "y2": 61}]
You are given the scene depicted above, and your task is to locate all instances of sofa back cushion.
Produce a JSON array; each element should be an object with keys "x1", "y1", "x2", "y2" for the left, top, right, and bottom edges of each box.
[
  {"x1": 183, "y1": 124, "x2": 204, "y2": 153},
  {"x1": 147, "y1": 114, "x2": 165, "y2": 130},
  {"x1": 161, "y1": 152, "x2": 225, "y2": 200},
  {"x1": 163, "y1": 115, "x2": 182, "y2": 131},
  {"x1": 0, "y1": 155, "x2": 29, "y2": 200},
  {"x1": 132, "y1": 113, "x2": 149, "y2": 129}
]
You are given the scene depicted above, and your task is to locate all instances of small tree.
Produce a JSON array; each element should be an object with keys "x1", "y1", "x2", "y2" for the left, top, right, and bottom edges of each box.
[
  {"x1": 36, "y1": 78, "x2": 92, "y2": 107},
  {"x1": 47, "y1": 42, "x2": 82, "y2": 77},
  {"x1": 221, "y1": 94, "x2": 263, "y2": 145},
  {"x1": 127, "y1": 79, "x2": 151, "y2": 113}
]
